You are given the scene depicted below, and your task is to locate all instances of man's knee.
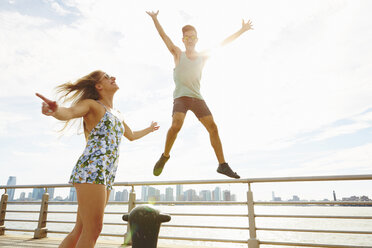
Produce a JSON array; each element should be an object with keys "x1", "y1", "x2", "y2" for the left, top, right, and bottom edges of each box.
[
  {"x1": 170, "y1": 121, "x2": 183, "y2": 133},
  {"x1": 206, "y1": 122, "x2": 218, "y2": 134}
]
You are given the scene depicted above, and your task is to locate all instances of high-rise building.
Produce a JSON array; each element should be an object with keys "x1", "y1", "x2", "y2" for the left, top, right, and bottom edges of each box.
[
  {"x1": 47, "y1": 188, "x2": 55, "y2": 200},
  {"x1": 69, "y1": 187, "x2": 77, "y2": 201},
  {"x1": 19, "y1": 192, "x2": 26, "y2": 201},
  {"x1": 213, "y1": 187, "x2": 221, "y2": 201},
  {"x1": 176, "y1": 184, "x2": 183, "y2": 201},
  {"x1": 184, "y1": 189, "x2": 197, "y2": 201},
  {"x1": 165, "y1": 187, "x2": 174, "y2": 201},
  {"x1": 109, "y1": 189, "x2": 115, "y2": 201},
  {"x1": 223, "y1": 190, "x2": 231, "y2": 201},
  {"x1": 32, "y1": 188, "x2": 45, "y2": 200},
  {"x1": 142, "y1": 186, "x2": 148, "y2": 201},
  {"x1": 199, "y1": 190, "x2": 212, "y2": 201},
  {"x1": 6, "y1": 176, "x2": 16, "y2": 201},
  {"x1": 122, "y1": 189, "x2": 128, "y2": 201},
  {"x1": 148, "y1": 186, "x2": 160, "y2": 201}
]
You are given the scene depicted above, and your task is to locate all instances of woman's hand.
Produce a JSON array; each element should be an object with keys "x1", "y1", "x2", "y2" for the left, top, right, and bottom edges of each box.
[
  {"x1": 150, "y1": 121, "x2": 160, "y2": 132},
  {"x1": 36, "y1": 93, "x2": 58, "y2": 116}
]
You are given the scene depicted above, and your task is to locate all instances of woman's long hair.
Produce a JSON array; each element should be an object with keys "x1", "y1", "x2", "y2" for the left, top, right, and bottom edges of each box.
[{"x1": 56, "y1": 70, "x2": 103, "y2": 134}]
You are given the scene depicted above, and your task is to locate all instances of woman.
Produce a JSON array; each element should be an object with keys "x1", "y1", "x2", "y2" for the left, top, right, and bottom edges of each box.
[{"x1": 36, "y1": 70, "x2": 159, "y2": 248}]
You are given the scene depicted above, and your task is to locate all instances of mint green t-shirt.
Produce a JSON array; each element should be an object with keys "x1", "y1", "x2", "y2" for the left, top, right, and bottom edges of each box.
[{"x1": 173, "y1": 52, "x2": 205, "y2": 100}]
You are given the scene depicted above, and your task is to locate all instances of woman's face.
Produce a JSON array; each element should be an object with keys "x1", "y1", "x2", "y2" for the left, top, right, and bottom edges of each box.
[{"x1": 97, "y1": 72, "x2": 119, "y2": 93}]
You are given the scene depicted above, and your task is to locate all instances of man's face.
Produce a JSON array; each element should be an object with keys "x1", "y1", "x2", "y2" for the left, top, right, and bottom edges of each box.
[{"x1": 182, "y1": 30, "x2": 198, "y2": 49}]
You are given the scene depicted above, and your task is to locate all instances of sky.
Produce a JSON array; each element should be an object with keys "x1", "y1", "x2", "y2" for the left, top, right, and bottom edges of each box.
[{"x1": 1, "y1": 0, "x2": 372, "y2": 201}]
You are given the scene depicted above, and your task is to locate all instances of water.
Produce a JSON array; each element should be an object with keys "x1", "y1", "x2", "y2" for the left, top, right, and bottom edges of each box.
[{"x1": 4, "y1": 204, "x2": 372, "y2": 247}]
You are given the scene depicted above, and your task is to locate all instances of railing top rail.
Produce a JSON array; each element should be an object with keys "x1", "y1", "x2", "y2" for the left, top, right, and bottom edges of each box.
[{"x1": 1, "y1": 174, "x2": 372, "y2": 189}]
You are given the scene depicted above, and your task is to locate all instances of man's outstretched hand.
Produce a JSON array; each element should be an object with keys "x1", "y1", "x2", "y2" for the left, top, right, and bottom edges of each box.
[
  {"x1": 241, "y1": 19, "x2": 253, "y2": 32},
  {"x1": 146, "y1": 10, "x2": 159, "y2": 19},
  {"x1": 35, "y1": 93, "x2": 58, "y2": 116}
]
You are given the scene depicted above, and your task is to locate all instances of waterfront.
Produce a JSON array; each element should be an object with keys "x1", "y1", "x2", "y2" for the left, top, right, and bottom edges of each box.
[{"x1": 4, "y1": 204, "x2": 372, "y2": 247}]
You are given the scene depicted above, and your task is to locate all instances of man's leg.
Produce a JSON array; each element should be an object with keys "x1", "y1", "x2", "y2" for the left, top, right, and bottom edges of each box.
[
  {"x1": 199, "y1": 115, "x2": 225, "y2": 164},
  {"x1": 164, "y1": 112, "x2": 186, "y2": 157},
  {"x1": 154, "y1": 112, "x2": 186, "y2": 176},
  {"x1": 199, "y1": 115, "x2": 240, "y2": 179}
]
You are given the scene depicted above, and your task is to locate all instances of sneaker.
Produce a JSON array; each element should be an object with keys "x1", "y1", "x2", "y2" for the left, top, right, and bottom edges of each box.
[
  {"x1": 153, "y1": 154, "x2": 170, "y2": 176},
  {"x1": 217, "y1": 163, "x2": 240, "y2": 179}
]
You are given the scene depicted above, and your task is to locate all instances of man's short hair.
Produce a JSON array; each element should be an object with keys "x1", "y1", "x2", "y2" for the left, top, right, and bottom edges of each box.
[{"x1": 182, "y1": 25, "x2": 197, "y2": 36}]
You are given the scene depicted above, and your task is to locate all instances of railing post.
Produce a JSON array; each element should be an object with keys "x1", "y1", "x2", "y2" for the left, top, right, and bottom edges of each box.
[
  {"x1": 34, "y1": 188, "x2": 49, "y2": 239},
  {"x1": 0, "y1": 189, "x2": 8, "y2": 235},
  {"x1": 247, "y1": 183, "x2": 259, "y2": 248},
  {"x1": 124, "y1": 185, "x2": 136, "y2": 245}
]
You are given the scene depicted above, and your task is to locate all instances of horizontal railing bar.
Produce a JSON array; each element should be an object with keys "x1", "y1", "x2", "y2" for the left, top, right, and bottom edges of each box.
[
  {"x1": 47, "y1": 230, "x2": 69, "y2": 234},
  {"x1": 259, "y1": 240, "x2": 372, "y2": 248},
  {"x1": 4, "y1": 219, "x2": 38, "y2": 222},
  {"x1": 158, "y1": 235, "x2": 247, "y2": 243},
  {"x1": 256, "y1": 214, "x2": 372, "y2": 219},
  {"x1": 49, "y1": 202, "x2": 77, "y2": 205},
  {"x1": 6, "y1": 210, "x2": 39, "y2": 213},
  {"x1": 255, "y1": 201, "x2": 372, "y2": 205},
  {"x1": 138, "y1": 201, "x2": 247, "y2": 205},
  {"x1": 7, "y1": 201, "x2": 42, "y2": 205},
  {"x1": 168, "y1": 213, "x2": 248, "y2": 217},
  {"x1": 4, "y1": 228, "x2": 34, "y2": 232},
  {"x1": 2, "y1": 174, "x2": 372, "y2": 190},
  {"x1": 46, "y1": 220, "x2": 127, "y2": 226},
  {"x1": 257, "y1": 227, "x2": 372, "y2": 235},
  {"x1": 162, "y1": 224, "x2": 249, "y2": 230},
  {"x1": 48, "y1": 231, "x2": 125, "y2": 238},
  {"x1": 47, "y1": 211, "x2": 77, "y2": 214}
]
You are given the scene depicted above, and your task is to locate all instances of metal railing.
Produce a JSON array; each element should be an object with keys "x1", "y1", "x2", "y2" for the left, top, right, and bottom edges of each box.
[{"x1": 1, "y1": 174, "x2": 372, "y2": 247}]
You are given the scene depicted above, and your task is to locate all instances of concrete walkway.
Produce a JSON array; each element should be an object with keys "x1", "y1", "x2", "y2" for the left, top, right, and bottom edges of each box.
[{"x1": 0, "y1": 235, "x2": 218, "y2": 248}]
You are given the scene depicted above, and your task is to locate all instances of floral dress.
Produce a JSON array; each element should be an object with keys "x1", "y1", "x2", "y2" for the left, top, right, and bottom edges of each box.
[{"x1": 69, "y1": 102, "x2": 124, "y2": 190}]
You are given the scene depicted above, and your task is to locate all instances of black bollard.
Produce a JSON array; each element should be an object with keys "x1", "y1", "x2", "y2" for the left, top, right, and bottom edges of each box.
[{"x1": 123, "y1": 205, "x2": 171, "y2": 248}]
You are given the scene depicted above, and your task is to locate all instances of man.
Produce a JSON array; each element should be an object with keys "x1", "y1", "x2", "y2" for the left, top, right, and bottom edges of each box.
[{"x1": 147, "y1": 10, "x2": 253, "y2": 179}]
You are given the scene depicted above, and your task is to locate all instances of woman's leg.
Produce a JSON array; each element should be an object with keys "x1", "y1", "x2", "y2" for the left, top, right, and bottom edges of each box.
[
  {"x1": 58, "y1": 207, "x2": 83, "y2": 248},
  {"x1": 74, "y1": 183, "x2": 107, "y2": 248}
]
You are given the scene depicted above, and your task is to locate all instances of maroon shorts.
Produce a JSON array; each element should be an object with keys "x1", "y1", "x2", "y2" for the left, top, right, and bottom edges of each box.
[{"x1": 172, "y1": 96, "x2": 212, "y2": 118}]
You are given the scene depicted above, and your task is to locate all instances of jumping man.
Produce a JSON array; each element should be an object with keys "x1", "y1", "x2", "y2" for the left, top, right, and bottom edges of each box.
[{"x1": 147, "y1": 10, "x2": 253, "y2": 179}]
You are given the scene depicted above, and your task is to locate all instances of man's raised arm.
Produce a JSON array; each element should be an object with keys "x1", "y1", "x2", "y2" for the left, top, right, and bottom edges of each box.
[
  {"x1": 146, "y1": 10, "x2": 180, "y2": 56},
  {"x1": 221, "y1": 19, "x2": 253, "y2": 46}
]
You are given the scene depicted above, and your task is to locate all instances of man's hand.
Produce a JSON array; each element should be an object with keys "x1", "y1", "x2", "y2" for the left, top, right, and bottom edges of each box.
[
  {"x1": 35, "y1": 93, "x2": 58, "y2": 116},
  {"x1": 146, "y1": 10, "x2": 159, "y2": 19},
  {"x1": 241, "y1": 19, "x2": 253, "y2": 32}
]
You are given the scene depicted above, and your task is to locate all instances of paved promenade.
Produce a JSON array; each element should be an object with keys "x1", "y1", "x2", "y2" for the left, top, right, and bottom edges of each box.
[{"x1": 0, "y1": 235, "x2": 218, "y2": 248}]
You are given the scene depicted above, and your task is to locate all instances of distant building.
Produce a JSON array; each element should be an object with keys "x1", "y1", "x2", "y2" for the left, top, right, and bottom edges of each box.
[
  {"x1": 142, "y1": 186, "x2": 148, "y2": 201},
  {"x1": 292, "y1": 195, "x2": 300, "y2": 201},
  {"x1": 199, "y1": 190, "x2": 212, "y2": 201},
  {"x1": 115, "y1": 189, "x2": 129, "y2": 201},
  {"x1": 271, "y1": 191, "x2": 282, "y2": 201},
  {"x1": 6, "y1": 176, "x2": 16, "y2": 201},
  {"x1": 19, "y1": 192, "x2": 26, "y2": 201},
  {"x1": 47, "y1": 188, "x2": 55, "y2": 200},
  {"x1": 333, "y1": 190, "x2": 337, "y2": 201},
  {"x1": 69, "y1": 187, "x2": 77, "y2": 201},
  {"x1": 184, "y1": 189, "x2": 198, "y2": 201},
  {"x1": 213, "y1": 187, "x2": 221, "y2": 201},
  {"x1": 148, "y1": 186, "x2": 160, "y2": 201},
  {"x1": 223, "y1": 190, "x2": 231, "y2": 201},
  {"x1": 165, "y1": 187, "x2": 174, "y2": 201},
  {"x1": 32, "y1": 188, "x2": 45, "y2": 200},
  {"x1": 176, "y1": 185, "x2": 183, "y2": 201},
  {"x1": 109, "y1": 189, "x2": 115, "y2": 201}
]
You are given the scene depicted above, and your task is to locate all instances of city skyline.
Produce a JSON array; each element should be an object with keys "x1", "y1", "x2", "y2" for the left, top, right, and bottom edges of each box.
[{"x1": 3, "y1": 176, "x2": 370, "y2": 203}]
